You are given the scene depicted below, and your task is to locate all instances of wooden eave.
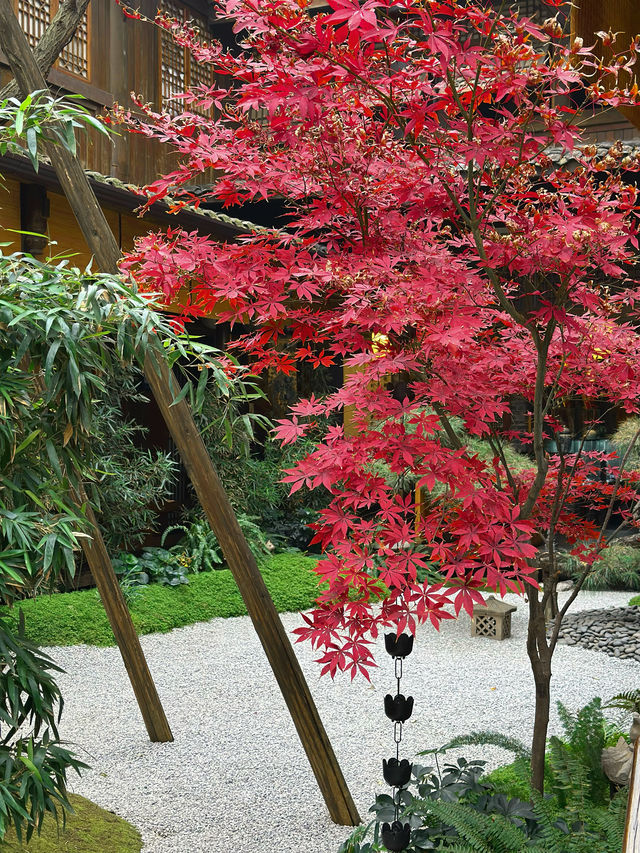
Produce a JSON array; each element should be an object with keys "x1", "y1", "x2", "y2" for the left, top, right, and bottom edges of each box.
[{"x1": 0, "y1": 151, "x2": 263, "y2": 241}]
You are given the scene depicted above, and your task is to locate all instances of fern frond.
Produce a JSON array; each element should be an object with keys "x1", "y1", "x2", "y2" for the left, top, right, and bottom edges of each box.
[
  {"x1": 548, "y1": 736, "x2": 590, "y2": 811},
  {"x1": 439, "y1": 731, "x2": 530, "y2": 760},
  {"x1": 427, "y1": 800, "x2": 528, "y2": 853},
  {"x1": 588, "y1": 795, "x2": 626, "y2": 850},
  {"x1": 604, "y1": 689, "x2": 640, "y2": 715}
]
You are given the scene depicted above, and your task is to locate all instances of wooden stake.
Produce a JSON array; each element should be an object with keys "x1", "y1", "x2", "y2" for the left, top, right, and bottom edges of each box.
[
  {"x1": 0, "y1": 0, "x2": 360, "y2": 824},
  {"x1": 74, "y1": 485, "x2": 173, "y2": 743},
  {"x1": 144, "y1": 352, "x2": 361, "y2": 825}
]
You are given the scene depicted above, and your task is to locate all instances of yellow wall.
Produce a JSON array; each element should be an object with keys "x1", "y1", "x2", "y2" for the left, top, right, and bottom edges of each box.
[
  {"x1": 0, "y1": 184, "x2": 166, "y2": 270},
  {"x1": 47, "y1": 191, "x2": 121, "y2": 269},
  {"x1": 0, "y1": 178, "x2": 22, "y2": 253}
]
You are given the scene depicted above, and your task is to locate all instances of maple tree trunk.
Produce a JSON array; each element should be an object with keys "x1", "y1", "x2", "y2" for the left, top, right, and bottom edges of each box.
[{"x1": 527, "y1": 591, "x2": 552, "y2": 794}]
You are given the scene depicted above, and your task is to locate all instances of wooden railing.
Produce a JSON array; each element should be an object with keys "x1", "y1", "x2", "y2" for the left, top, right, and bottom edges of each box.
[{"x1": 624, "y1": 739, "x2": 640, "y2": 853}]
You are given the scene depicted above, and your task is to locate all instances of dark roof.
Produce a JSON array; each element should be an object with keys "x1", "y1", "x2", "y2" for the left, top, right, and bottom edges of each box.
[{"x1": 0, "y1": 152, "x2": 268, "y2": 240}]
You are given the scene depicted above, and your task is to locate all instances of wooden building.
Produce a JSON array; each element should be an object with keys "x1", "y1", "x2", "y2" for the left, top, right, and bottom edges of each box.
[{"x1": 0, "y1": 0, "x2": 257, "y2": 262}]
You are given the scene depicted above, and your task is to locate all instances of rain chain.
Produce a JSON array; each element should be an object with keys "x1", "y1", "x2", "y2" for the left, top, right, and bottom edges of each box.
[{"x1": 380, "y1": 632, "x2": 414, "y2": 852}]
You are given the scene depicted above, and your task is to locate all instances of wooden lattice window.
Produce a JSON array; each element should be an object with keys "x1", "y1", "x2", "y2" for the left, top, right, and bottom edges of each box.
[
  {"x1": 15, "y1": 0, "x2": 90, "y2": 79},
  {"x1": 159, "y1": 0, "x2": 214, "y2": 116}
]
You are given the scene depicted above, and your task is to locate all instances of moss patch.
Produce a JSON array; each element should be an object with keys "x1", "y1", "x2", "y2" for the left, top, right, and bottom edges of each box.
[
  {"x1": 0, "y1": 794, "x2": 141, "y2": 852},
  {"x1": 0, "y1": 554, "x2": 321, "y2": 647}
]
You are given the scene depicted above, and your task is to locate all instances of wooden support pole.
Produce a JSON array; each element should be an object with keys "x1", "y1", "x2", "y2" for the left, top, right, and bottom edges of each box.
[
  {"x1": 144, "y1": 353, "x2": 361, "y2": 826},
  {"x1": 74, "y1": 486, "x2": 174, "y2": 743},
  {"x1": 0, "y1": 0, "x2": 360, "y2": 825}
]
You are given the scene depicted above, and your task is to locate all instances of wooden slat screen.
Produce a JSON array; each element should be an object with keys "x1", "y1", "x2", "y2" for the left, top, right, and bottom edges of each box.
[
  {"x1": 17, "y1": 0, "x2": 49, "y2": 49},
  {"x1": 160, "y1": 1, "x2": 214, "y2": 116},
  {"x1": 14, "y1": 0, "x2": 89, "y2": 79},
  {"x1": 59, "y1": 7, "x2": 89, "y2": 78}
]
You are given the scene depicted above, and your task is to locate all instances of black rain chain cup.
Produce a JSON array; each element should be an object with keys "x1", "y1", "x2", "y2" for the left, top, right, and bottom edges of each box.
[{"x1": 380, "y1": 632, "x2": 414, "y2": 852}]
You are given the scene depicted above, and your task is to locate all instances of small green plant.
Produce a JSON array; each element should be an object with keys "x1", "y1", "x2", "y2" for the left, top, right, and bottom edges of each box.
[
  {"x1": 134, "y1": 548, "x2": 189, "y2": 587},
  {"x1": 163, "y1": 512, "x2": 272, "y2": 570},
  {"x1": 161, "y1": 519, "x2": 223, "y2": 573}
]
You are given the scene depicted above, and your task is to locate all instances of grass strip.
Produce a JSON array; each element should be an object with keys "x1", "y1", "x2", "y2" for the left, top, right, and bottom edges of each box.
[
  {"x1": 0, "y1": 553, "x2": 320, "y2": 648},
  {"x1": 0, "y1": 794, "x2": 141, "y2": 852}
]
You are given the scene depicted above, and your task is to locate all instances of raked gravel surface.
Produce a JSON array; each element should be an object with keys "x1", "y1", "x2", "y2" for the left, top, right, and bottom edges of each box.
[{"x1": 46, "y1": 589, "x2": 640, "y2": 853}]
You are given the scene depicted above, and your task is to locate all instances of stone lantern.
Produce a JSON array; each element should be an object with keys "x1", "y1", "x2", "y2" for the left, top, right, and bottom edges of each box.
[{"x1": 471, "y1": 595, "x2": 517, "y2": 640}]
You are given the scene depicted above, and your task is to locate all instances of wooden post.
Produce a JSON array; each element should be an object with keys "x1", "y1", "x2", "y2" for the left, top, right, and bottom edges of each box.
[
  {"x1": 74, "y1": 485, "x2": 173, "y2": 743},
  {"x1": 144, "y1": 352, "x2": 361, "y2": 825},
  {"x1": 0, "y1": 0, "x2": 360, "y2": 824},
  {"x1": 624, "y1": 738, "x2": 640, "y2": 853}
]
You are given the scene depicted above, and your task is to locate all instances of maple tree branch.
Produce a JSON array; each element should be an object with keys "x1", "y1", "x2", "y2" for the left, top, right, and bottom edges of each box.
[
  {"x1": 0, "y1": 0, "x2": 91, "y2": 101},
  {"x1": 431, "y1": 401, "x2": 462, "y2": 451},
  {"x1": 521, "y1": 331, "x2": 552, "y2": 520},
  {"x1": 486, "y1": 426, "x2": 519, "y2": 498}
]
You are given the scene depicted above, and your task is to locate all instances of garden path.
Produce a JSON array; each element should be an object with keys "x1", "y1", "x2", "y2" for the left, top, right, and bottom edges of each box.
[{"x1": 48, "y1": 590, "x2": 640, "y2": 853}]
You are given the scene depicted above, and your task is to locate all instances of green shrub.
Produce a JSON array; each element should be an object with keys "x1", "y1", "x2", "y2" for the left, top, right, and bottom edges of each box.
[
  {"x1": 0, "y1": 554, "x2": 320, "y2": 647},
  {"x1": 577, "y1": 543, "x2": 640, "y2": 591},
  {"x1": 610, "y1": 416, "x2": 640, "y2": 473},
  {"x1": 480, "y1": 757, "x2": 533, "y2": 802}
]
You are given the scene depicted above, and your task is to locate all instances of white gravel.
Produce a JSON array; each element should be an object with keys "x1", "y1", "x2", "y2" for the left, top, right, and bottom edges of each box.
[{"x1": 46, "y1": 589, "x2": 640, "y2": 853}]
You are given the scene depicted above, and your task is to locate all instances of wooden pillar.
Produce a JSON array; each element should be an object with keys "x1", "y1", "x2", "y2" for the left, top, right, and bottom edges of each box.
[
  {"x1": 74, "y1": 485, "x2": 174, "y2": 743},
  {"x1": 0, "y1": 0, "x2": 360, "y2": 824},
  {"x1": 572, "y1": 0, "x2": 640, "y2": 131},
  {"x1": 19, "y1": 183, "x2": 49, "y2": 256}
]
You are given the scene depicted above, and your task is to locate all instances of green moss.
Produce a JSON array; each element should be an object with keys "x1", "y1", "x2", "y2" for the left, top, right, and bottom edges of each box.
[
  {"x1": 0, "y1": 554, "x2": 321, "y2": 648},
  {"x1": 0, "y1": 794, "x2": 141, "y2": 852},
  {"x1": 630, "y1": 594, "x2": 640, "y2": 606}
]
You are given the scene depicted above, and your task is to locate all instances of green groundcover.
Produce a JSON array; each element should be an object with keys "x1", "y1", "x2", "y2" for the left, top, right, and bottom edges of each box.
[{"x1": 0, "y1": 794, "x2": 141, "y2": 852}]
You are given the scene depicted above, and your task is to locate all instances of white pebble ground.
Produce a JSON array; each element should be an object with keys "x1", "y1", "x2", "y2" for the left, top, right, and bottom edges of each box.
[{"x1": 47, "y1": 590, "x2": 640, "y2": 853}]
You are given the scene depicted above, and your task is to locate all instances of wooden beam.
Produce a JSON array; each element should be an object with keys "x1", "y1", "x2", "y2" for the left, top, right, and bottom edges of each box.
[
  {"x1": 572, "y1": 0, "x2": 640, "y2": 131},
  {"x1": 74, "y1": 485, "x2": 174, "y2": 743},
  {"x1": 0, "y1": 0, "x2": 360, "y2": 825},
  {"x1": 624, "y1": 738, "x2": 640, "y2": 852},
  {"x1": 144, "y1": 352, "x2": 361, "y2": 825}
]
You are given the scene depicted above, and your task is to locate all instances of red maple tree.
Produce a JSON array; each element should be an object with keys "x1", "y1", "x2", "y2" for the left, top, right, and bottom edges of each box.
[{"x1": 118, "y1": 0, "x2": 640, "y2": 791}]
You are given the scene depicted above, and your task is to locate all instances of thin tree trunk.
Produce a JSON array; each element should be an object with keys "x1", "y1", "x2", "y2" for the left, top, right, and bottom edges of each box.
[{"x1": 527, "y1": 590, "x2": 552, "y2": 793}]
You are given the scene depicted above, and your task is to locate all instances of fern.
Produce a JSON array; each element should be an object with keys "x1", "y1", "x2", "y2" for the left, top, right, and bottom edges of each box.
[
  {"x1": 555, "y1": 698, "x2": 609, "y2": 806},
  {"x1": 604, "y1": 689, "x2": 640, "y2": 715},
  {"x1": 427, "y1": 801, "x2": 528, "y2": 853},
  {"x1": 547, "y1": 736, "x2": 591, "y2": 811},
  {"x1": 437, "y1": 731, "x2": 530, "y2": 761}
]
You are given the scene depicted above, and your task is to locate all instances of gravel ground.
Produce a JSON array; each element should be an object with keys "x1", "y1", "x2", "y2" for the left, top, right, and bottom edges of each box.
[{"x1": 47, "y1": 590, "x2": 640, "y2": 853}]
